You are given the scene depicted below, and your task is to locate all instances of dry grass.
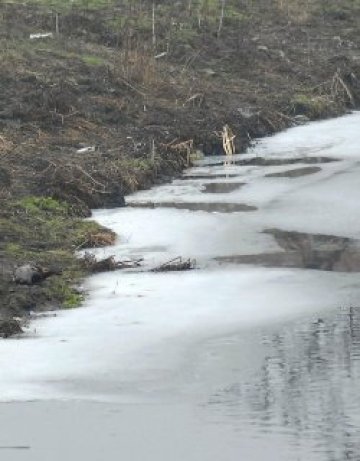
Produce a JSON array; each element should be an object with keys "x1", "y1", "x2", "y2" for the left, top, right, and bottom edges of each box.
[
  {"x1": 275, "y1": 0, "x2": 314, "y2": 22},
  {"x1": 114, "y1": 48, "x2": 157, "y2": 87},
  {"x1": 0, "y1": 136, "x2": 13, "y2": 155},
  {"x1": 82, "y1": 230, "x2": 117, "y2": 248}
]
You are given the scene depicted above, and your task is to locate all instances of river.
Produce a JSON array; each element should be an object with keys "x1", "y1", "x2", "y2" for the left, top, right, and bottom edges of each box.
[{"x1": 1, "y1": 113, "x2": 360, "y2": 460}]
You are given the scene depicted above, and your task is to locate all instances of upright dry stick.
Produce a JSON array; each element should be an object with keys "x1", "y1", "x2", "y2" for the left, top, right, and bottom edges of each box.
[{"x1": 222, "y1": 124, "x2": 235, "y2": 165}]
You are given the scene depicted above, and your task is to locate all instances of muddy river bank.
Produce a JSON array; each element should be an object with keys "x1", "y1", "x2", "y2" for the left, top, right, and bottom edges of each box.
[{"x1": 1, "y1": 113, "x2": 360, "y2": 460}]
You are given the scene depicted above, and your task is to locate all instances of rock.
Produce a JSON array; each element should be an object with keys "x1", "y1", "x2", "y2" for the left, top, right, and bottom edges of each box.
[
  {"x1": 13, "y1": 264, "x2": 60, "y2": 285},
  {"x1": 257, "y1": 45, "x2": 269, "y2": 53},
  {"x1": 0, "y1": 319, "x2": 23, "y2": 338},
  {"x1": 14, "y1": 265, "x2": 39, "y2": 284}
]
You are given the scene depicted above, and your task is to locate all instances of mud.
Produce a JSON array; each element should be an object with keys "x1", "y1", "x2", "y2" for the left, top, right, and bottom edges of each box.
[
  {"x1": 236, "y1": 156, "x2": 340, "y2": 167},
  {"x1": 180, "y1": 174, "x2": 240, "y2": 181},
  {"x1": 201, "y1": 183, "x2": 245, "y2": 194},
  {"x1": 127, "y1": 202, "x2": 257, "y2": 213},
  {"x1": 207, "y1": 156, "x2": 340, "y2": 168},
  {"x1": 265, "y1": 166, "x2": 322, "y2": 178},
  {"x1": 215, "y1": 229, "x2": 360, "y2": 272}
]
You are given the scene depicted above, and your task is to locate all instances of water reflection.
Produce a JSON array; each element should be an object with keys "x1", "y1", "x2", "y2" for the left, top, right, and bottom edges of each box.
[
  {"x1": 207, "y1": 307, "x2": 360, "y2": 460},
  {"x1": 216, "y1": 230, "x2": 360, "y2": 272},
  {"x1": 128, "y1": 201, "x2": 257, "y2": 212},
  {"x1": 265, "y1": 166, "x2": 322, "y2": 178}
]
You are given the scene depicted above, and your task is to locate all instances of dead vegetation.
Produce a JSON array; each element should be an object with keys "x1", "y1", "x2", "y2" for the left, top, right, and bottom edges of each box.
[
  {"x1": 78, "y1": 230, "x2": 117, "y2": 249},
  {"x1": 81, "y1": 253, "x2": 143, "y2": 272},
  {"x1": 1, "y1": 0, "x2": 359, "y2": 201},
  {"x1": 151, "y1": 257, "x2": 196, "y2": 272},
  {"x1": 80, "y1": 253, "x2": 195, "y2": 274}
]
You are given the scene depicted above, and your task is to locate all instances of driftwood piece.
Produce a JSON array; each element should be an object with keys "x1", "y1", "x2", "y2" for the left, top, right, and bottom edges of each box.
[
  {"x1": 151, "y1": 256, "x2": 196, "y2": 272},
  {"x1": 81, "y1": 253, "x2": 143, "y2": 273}
]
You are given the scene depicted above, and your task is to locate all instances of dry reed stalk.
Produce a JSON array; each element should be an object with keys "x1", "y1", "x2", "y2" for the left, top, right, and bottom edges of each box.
[{"x1": 222, "y1": 124, "x2": 235, "y2": 165}]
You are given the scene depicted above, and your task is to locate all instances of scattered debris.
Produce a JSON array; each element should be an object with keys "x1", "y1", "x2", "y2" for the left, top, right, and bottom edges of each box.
[
  {"x1": 81, "y1": 253, "x2": 143, "y2": 273},
  {"x1": 155, "y1": 51, "x2": 168, "y2": 59},
  {"x1": 76, "y1": 146, "x2": 96, "y2": 154},
  {"x1": 29, "y1": 32, "x2": 53, "y2": 40},
  {"x1": 151, "y1": 256, "x2": 196, "y2": 272}
]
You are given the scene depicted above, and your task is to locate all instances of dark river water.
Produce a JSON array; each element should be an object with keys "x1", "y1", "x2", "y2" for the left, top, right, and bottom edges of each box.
[{"x1": 197, "y1": 306, "x2": 360, "y2": 461}]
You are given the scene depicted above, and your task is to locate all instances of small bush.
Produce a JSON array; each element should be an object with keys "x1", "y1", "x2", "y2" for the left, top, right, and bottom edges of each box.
[{"x1": 291, "y1": 94, "x2": 331, "y2": 119}]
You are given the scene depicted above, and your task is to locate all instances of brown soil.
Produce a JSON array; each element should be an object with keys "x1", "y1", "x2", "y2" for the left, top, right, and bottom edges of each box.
[{"x1": 1, "y1": 0, "x2": 360, "y2": 325}]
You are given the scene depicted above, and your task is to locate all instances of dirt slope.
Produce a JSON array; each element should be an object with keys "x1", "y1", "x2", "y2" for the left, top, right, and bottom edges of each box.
[{"x1": 1, "y1": 0, "x2": 360, "y2": 328}]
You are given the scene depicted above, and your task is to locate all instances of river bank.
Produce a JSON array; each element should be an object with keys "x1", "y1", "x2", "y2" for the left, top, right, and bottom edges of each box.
[
  {"x1": 1, "y1": 0, "x2": 360, "y2": 325},
  {"x1": 1, "y1": 113, "x2": 360, "y2": 460}
]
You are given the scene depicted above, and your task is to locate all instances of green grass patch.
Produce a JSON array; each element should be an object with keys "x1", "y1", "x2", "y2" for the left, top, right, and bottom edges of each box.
[
  {"x1": 45, "y1": 276, "x2": 84, "y2": 309},
  {"x1": 82, "y1": 54, "x2": 105, "y2": 66},
  {"x1": 17, "y1": 196, "x2": 69, "y2": 215},
  {"x1": 291, "y1": 94, "x2": 332, "y2": 119},
  {"x1": 1, "y1": 196, "x2": 115, "y2": 312}
]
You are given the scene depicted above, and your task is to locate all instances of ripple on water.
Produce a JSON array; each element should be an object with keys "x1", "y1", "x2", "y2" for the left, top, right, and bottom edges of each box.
[{"x1": 202, "y1": 306, "x2": 360, "y2": 460}]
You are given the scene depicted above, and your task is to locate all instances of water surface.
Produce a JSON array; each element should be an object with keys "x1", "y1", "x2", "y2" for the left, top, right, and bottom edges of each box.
[{"x1": 2, "y1": 113, "x2": 360, "y2": 460}]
